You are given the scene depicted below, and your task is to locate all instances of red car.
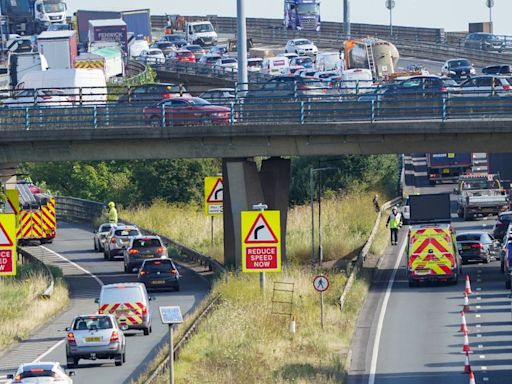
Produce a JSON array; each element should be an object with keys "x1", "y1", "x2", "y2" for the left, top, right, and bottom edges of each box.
[
  {"x1": 143, "y1": 97, "x2": 231, "y2": 126},
  {"x1": 168, "y1": 49, "x2": 196, "y2": 63}
]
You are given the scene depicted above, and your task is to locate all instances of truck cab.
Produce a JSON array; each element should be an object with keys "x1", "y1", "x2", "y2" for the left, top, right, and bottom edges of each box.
[
  {"x1": 185, "y1": 21, "x2": 217, "y2": 47},
  {"x1": 34, "y1": 0, "x2": 67, "y2": 26},
  {"x1": 284, "y1": 0, "x2": 321, "y2": 32}
]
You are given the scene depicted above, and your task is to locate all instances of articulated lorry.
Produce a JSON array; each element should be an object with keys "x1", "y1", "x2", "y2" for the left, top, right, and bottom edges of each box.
[
  {"x1": 456, "y1": 173, "x2": 508, "y2": 220},
  {"x1": 284, "y1": 0, "x2": 321, "y2": 32},
  {"x1": 0, "y1": 0, "x2": 67, "y2": 35},
  {"x1": 427, "y1": 153, "x2": 473, "y2": 185},
  {"x1": 343, "y1": 38, "x2": 399, "y2": 80}
]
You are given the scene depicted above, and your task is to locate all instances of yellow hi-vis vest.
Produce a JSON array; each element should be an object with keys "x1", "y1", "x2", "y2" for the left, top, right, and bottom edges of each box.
[{"x1": 389, "y1": 213, "x2": 401, "y2": 229}]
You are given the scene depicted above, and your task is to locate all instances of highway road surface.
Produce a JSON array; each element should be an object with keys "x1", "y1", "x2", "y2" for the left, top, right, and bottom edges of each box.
[
  {"x1": 0, "y1": 222, "x2": 210, "y2": 384},
  {"x1": 349, "y1": 184, "x2": 512, "y2": 384}
]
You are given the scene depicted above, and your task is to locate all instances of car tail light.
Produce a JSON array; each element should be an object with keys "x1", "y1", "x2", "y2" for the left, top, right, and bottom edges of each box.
[
  {"x1": 441, "y1": 86, "x2": 448, "y2": 92},
  {"x1": 504, "y1": 84, "x2": 511, "y2": 91},
  {"x1": 128, "y1": 249, "x2": 139, "y2": 255},
  {"x1": 141, "y1": 306, "x2": 148, "y2": 316},
  {"x1": 163, "y1": 93, "x2": 172, "y2": 99},
  {"x1": 156, "y1": 247, "x2": 165, "y2": 254},
  {"x1": 171, "y1": 268, "x2": 178, "y2": 275},
  {"x1": 110, "y1": 330, "x2": 119, "y2": 342},
  {"x1": 111, "y1": 237, "x2": 116, "y2": 244},
  {"x1": 67, "y1": 332, "x2": 76, "y2": 345},
  {"x1": 471, "y1": 244, "x2": 483, "y2": 249},
  {"x1": 139, "y1": 270, "x2": 146, "y2": 277}
]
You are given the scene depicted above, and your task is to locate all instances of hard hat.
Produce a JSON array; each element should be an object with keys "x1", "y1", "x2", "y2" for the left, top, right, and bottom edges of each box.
[
  {"x1": 392, "y1": 206, "x2": 398, "y2": 211},
  {"x1": 108, "y1": 202, "x2": 115, "y2": 207}
]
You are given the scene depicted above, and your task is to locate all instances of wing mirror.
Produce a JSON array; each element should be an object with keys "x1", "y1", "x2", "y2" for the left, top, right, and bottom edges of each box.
[
  {"x1": 65, "y1": 327, "x2": 70, "y2": 331},
  {"x1": 6, "y1": 374, "x2": 13, "y2": 380},
  {"x1": 94, "y1": 298, "x2": 99, "y2": 304}
]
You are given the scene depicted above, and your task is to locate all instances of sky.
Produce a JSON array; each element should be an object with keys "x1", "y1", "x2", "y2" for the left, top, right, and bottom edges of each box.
[{"x1": 67, "y1": 0, "x2": 511, "y2": 35}]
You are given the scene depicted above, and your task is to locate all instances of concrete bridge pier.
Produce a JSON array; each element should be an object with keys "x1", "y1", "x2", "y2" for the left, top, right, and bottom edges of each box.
[
  {"x1": 0, "y1": 163, "x2": 18, "y2": 189},
  {"x1": 222, "y1": 157, "x2": 291, "y2": 269}
]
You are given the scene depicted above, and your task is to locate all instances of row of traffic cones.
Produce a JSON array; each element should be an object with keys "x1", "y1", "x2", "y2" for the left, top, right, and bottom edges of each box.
[{"x1": 460, "y1": 275, "x2": 476, "y2": 384}]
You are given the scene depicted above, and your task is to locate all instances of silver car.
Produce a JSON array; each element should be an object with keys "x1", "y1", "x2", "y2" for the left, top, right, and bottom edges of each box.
[
  {"x1": 65, "y1": 314, "x2": 126, "y2": 368},
  {"x1": 94, "y1": 223, "x2": 118, "y2": 252},
  {"x1": 456, "y1": 75, "x2": 512, "y2": 97},
  {"x1": 7, "y1": 362, "x2": 75, "y2": 383},
  {"x1": 104, "y1": 225, "x2": 141, "y2": 261}
]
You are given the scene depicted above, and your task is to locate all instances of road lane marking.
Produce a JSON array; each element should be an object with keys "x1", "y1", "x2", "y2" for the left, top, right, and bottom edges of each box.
[
  {"x1": 477, "y1": 334, "x2": 482, "y2": 338},
  {"x1": 478, "y1": 344, "x2": 484, "y2": 349},
  {"x1": 476, "y1": 314, "x2": 481, "y2": 318},
  {"x1": 476, "y1": 324, "x2": 481, "y2": 328},
  {"x1": 40, "y1": 245, "x2": 104, "y2": 287},
  {"x1": 476, "y1": 288, "x2": 482, "y2": 291},
  {"x1": 477, "y1": 305, "x2": 481, "y2": 309},
  {"x1": 477, "y1": 297, "x2": 482, "y2": 301},
  {"x1": 481, "y1": 366, "x2": 488, "y2": 370},
  {"x1": 30, "y1": 246, "x2": 104, "y2": 363},
  {"x1": 483, "y1": 377, "x2": 489, "y2": 381},
  {"x1": 368, "y1": 236, "x2": 407, "y2": 384},
  {"x1": 480, "y1": 355, "x2": 486, "y2": 359}
]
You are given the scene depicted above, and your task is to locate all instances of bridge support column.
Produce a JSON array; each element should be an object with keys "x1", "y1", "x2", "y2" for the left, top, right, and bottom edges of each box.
[
  {"x1": 0, "y1": 163, "x2": 18, "y2": 189},
  {"x1": 222, "y1": 157, "x2": 291, "y2": 269}
]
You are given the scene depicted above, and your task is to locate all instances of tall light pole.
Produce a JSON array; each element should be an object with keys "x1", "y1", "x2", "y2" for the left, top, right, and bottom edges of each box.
[
  {"x1": 486, "y1": 0, "x2": 494, "y2": 33},
  {"x1": 385, "y1": 0, "x2": 395, "y2": 37},
  {"x1": 343, "y1": 0, "x2": 350, "y2": 38},
  {"x1": 236, "y1": 0, "x2": 248, "y2": 91}
]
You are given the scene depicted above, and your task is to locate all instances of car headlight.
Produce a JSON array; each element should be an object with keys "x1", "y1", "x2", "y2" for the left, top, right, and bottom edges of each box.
[
  {"x1": 211, "y1": 112, "x2": 227, "y2": 118},
  {"x1": 470, "y1": 68, "x2": 476, "y2": 74}
]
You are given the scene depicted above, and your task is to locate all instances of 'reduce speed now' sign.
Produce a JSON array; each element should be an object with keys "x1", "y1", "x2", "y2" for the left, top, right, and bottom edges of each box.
[
  {"x1": 0, "y1": 214, "x2": 17, "y2": 276},
  {"x1": 241, "y1": 210, "x2": 281, "y2": 273}
]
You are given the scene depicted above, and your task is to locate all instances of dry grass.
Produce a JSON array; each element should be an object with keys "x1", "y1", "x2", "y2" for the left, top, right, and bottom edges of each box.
[{"x1": 0, "y1": 264, "x2": 68, "y2": 349}]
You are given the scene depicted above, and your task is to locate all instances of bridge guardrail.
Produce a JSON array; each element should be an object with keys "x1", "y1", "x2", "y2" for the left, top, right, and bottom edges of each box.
[
  {"x1": 55, "y1": 197, "x2": 226, "y2": 276},
  {"x1": 18, "y1": 246, "x2": 55, "y2": 298}
]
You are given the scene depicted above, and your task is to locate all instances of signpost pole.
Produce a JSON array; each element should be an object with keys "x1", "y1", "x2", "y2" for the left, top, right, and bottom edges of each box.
[
  {"x1": 313, "y1": 275, "x2": 329, "y2": 330},
  {"x1": 211, "y1": 216, "x2": 214, "y2": 246},
  {"x1": 320, "y1": 291, "x2": 324, "y2": 329},
  {"x1": 252, "y1": 203, "x2": 269, "y2": 292},
  {"x1": 169, "y1": 325, "x2": 174, "y2": 384}
]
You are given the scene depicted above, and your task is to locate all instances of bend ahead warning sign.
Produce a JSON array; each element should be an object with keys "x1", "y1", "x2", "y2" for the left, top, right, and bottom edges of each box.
[
  {"x1": 241, "y1": 210, "x2": 281, "y2": 273},
  {"x1": 204, "y1": 176, "x2": 223, "y2": 216},
  {"x1": 0, "y1": 214, "x2": 16, "y2": 276}
]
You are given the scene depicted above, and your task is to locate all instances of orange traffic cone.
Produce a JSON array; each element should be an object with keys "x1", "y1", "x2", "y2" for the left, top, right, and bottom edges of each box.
[
  {"x1": 463, "y1": 352, "x2": 472, "y2": 374},
  {"x1": 462, "y1": 331, "x2": 472, "y2": 353},
  {"x1": 459, "y1": 311, "x2": 468, "y2": 333},
  {"x1": 463, "y1": 293, "x2": 471, "y2": 313},
  {"x1": 465, "y1": 274, "x2": 473, "y2": 295},
  {"x1": 469, "y1": 371, "x2": 476, "y2": 384}
]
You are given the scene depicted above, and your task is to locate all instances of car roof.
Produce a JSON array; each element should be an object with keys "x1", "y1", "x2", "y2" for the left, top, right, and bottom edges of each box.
[
  {"x1": 20, "y1": 362, "x2": 59, "y2": 370},
  {"x1": 456, "y1": 231, "x2": 486, "y2": 236},
  {"x1": 74, "y1": 313, "x2": 115, "y2": 319},
  {"x1": 204, "y1": 88, "x2": 235, "y2": 92},
  {"x1": 131, "y1": 235, "x2": 161, "y2": 240},
  {"x1": 447, "y1": 58, "x2": 470, "y2": 62},
  {"x1": 102, "y1": 282, "x2": 145, "y2": 289}
]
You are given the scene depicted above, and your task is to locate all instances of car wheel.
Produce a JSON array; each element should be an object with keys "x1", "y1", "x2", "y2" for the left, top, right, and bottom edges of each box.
[
  {"x1": 66, "y1": 356, "x2": 75, "y2": 369},
  {"x1": 501, "y1": 259, "x2": 505, "y2": 273},
  {"x1": 408, "y1": 278, "x2": 418, "y2": 288},
  {"x1": 115, "y1": 354, "x2": 123, "y2": 366},
  {"x1": 506, "y1": 277, "x2": 511, "y2": 290},
  {"x1": 108, "y1": 252, "x2": 114, "y2": 261},
  {"x1": 484, "y1": 252, "x2": 490, "y2": 264},
  {"x1": 124, "y1": 263, "x2": 130, "y2": 273},
  {"x1": 122, "y1": 350, "x2": 126, "y2": 363},
  {"x1": 94, "y1": 241, "x2": 98, "y2": 251},
  {"x1": 175, "y1": 284, "x2": 180, "y2": 292},
  {"x1": 143, "y1": 327, "x2": 150, "y2": 336},
  {"x1": 150, "y1": 117, "x2": 161, "y2": 128}
]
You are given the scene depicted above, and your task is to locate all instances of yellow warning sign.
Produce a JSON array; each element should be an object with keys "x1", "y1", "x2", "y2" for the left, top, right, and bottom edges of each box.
[
  {"x1": 241, "y1": 210, "x2": 281, "y2": 273},
  {"x1": 204, "y1": 177, "x2": 223, "y2": 216},
  {"x1": 5, "y1": 189, "x2": 19, "y2": 215},
  {"x1": 0, "y1": 214, "x2": 17, "y2": 276}
]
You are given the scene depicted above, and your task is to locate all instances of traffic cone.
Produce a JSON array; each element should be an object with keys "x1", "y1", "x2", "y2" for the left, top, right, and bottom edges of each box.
[
  {"x1": 462, "y1": 330, "x2": 472, "y2": 353},
  {"x1": 463, "y1": 293, "x2": 471, "y2": 313},
  {"x1": 469, "y1": 371, "x2": 476, "y2": 384},
  {"x1": 459, "y1": 311, "x2": 468, "y2": 333},
  {"x1": 465, "y1": 274, "x2": 473, "y2": 295},
  {"x1": 463, "y1": 352, "x2": 472, "y2": 374}
]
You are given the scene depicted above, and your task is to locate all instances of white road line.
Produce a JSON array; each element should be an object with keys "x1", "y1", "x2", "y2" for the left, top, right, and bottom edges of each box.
[
  {"x1": 476, "y1": 288, "x2": 482, "y2": 291},
  {"x1": 368, "y1": 237, "x2": 407, "y2": 384},
  {"x1": 480, "y1": 355, "x2": 486, "y2": 359},
  {"x1": 483, "y1": 377, "x2": 489, "y2": 381},
  {"x1": 29, "y1": 246, "x2": 104, "y2": 363},
  {"x1": 478, "y1": 344, "x2": 484, "y2": 349},
  {"x1": 477, "y1": 334, "x2": 483, "y2": 338},
  {"x1": 476, "y1": 314, "x2": 482, "y2": 318},
  {"x1": 40, "y1": 245, "x2": 104, "y2": 287},
  {"x1": 481, "y1": 366, "x2": 488, "y2": 370},
  {"x1": 476, "y1": 324, "x2": 481, "y2": 328}
]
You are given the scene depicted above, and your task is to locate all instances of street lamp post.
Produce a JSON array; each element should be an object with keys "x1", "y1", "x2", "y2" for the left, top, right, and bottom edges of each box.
[
  {"x1": 236, "y1": 0, "x2": 248, "y2": 91},
  {"x1": 486, "y1": 0, "x2": 494, "y2": 33},
  {"x1": 385, "y1": 0, "x2": 396, "y2": 37},
  {"x1": 310, "y1": 167, "x2": 338, "y2": 268},
  {"x1": 343, "y1": 0, "x2": 350, "y2": 38}
]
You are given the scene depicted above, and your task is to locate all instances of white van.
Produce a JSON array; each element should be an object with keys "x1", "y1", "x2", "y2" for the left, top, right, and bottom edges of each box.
[
  {"x1": 339, "y1": 68, "x2": 374, "y2": 94},
  {"x1": 15, "y1": 69, "x2": 107, "y2": 105},
  {"x1": 129, "y1": 39, "x2": 150, "y2": 59},
  {"x1": 261, "y1": 56, "x2": 289, "y2": 76},
  {"x1": 316, "y1": 52, "x2": 339, "y2": 71},
  {"x1": 96, "y1": 282, "x2": 153, "y2": 335}
]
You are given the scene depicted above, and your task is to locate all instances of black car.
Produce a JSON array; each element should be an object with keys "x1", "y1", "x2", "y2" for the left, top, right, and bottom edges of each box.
[
  {"x1": 493, "y1": 211, "x2": 512, "y2": 240},
  {"x1": 138, "y1": 258, "x2": 180, "y2": 291},
  {"x1": 151, "y1": 41, "x2": 177, "y2": 56},
  {"x1": 379, "y1": 75, "x2": 447, "y2": 99},
  {"x1": 246, "y1": 76, "x2": 328, "y2": 100},
  {"x1": 160, "y1": 34, "x2": 188, "y2": 48},
  {"x1": 482, "y1": 64, "x2": 512, "y2": 75},
  {"x1": 441, "y1": 59, "x2": 475, "y2": 80},
  {"x1": 464, "y1": 32, "x2": 505, "y2": 52},
  {"x1": 456, "y1": 232, "x2": 500, "y2": 264},
  {"x1": 117, "y1": 83, "x2": 191, "y2": 105}
]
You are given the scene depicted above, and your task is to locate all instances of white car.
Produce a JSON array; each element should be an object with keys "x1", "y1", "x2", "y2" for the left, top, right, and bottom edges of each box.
[
  {"x1": 7, "y1": 362, "x2": 74, "y2": 383},
  {"x1": 4, "y1": 88, "x2": 71, "y2": 108},
  {"x1": 247, "y1": 58, "x2": 263, "y2": 72},
  {"x1": 401, "y1": 197, "x2": 410, "y2": 224},
  {"x1": 139, "y1": 48, "x2": 166, "y2": 64},
  {"x1": 285, "y1": 39, "x2": 318, "y2": 56},
  {"x1": 313, "y1": 70, "x2": 340, "y2": 82},
  {"x1": 213, "y1": 57, "x2": 238, "y2": 73},
  {"x1": 455, "y1": 75, "x2": 512, "y2": 97}
]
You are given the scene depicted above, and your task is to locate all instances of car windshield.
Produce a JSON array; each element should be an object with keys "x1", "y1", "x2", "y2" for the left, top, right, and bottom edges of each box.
[
  {"x1": 442, "y1": 78, "x2": 458, "y2": 86},
  {"x1": 294, "y1": 40, "x2": 311, "y2": 46},
  {"x1": 484, "y1": 34, "x2": 501, "y2": 41},
  {"x1": 49, "y1": 24, "x2": 68, "y2": 31},
  {"x1": 296, "y1": 57, "x2": 312, "y2": 65},
  {"x1": 188, "y1": 98, "x2": 211, "y2": 106},
  {"x1": 177, "y1": 51, "x2": 193, "y2": 57},
  {"x1": 101, "y1": 286, "x2": 142, "y2": 303},
  {"x1": 248, "y1": 60, "x2": 262, "y2": 67},
  {"x1": 457, "y1": 234, "x2": 482, "y2": 242},
  {"x1": 186, "y1": 45, "x2": 201, "y2": 52},
  {"x1": 148, "y1": 50, "x2": 161, "y2": 56},
  {"x1": 499, "y1": 214, "x2": 512, "y2": 222},
  {"x1": 44, "y1": 1, "x2": 66, "y2": 13},
  {"x1": 73, "y1": 316, "x2": 113, "y2": 330},
  {"x1": 99, "y1": 224, "x2": 113, "y2": 232},
  {"x1": 142, "y1": 259, "x2": 174, "y2": 272},
  {"x1": 192, "y1": 23, "x2": 214, "y2": 33},
  {"x1": 165, "y1": 35, "x2": 182, "y2": 42},
  {"x1": 461, "y1": 179, "x2": 499, "y2": 190},
  {"x1": 132, "y1": 238, "x2": 162, "y2": 248},
  {"x1": 297, "y1": 3, "x2": 320, "y2": 14},
  {"x1": 222, "y1": 58, "x2": 237, "y2": 64},
  {"x1": 114, "y1": 229, "x2": 139, "y2": 237},
  {"x1": 19, "y1": 369, "x2": 57, "y2": 379},
  {"x1": 448, "y1": 60, "x2": 470, "y2": 68}
]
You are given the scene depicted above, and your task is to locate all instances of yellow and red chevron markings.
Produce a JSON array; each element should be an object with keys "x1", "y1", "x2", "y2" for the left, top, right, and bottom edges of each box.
[
  {"x1": 18, "y1": 211, "x2": 43, "y2": 240},
  {"x1": 41, "y1": 198, "x2": 56, "y2": 239},
  {"x1": 98, "y1": 302, "x2": 146, "y2": 325},
  {"x1": 409, "y1": 227, "x2": 455, "y2": 275}
]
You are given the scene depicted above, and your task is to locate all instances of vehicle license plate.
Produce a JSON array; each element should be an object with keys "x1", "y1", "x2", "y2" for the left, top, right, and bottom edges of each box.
[
  {"x1": 415, "y1": 269, "x2": 430, "y2": 276},
  {"x1": 85, "y1": 337, "x2": 101, "y2": 342},
  {"x1": 151, "y1": 280, "x2": 165, "y2": 285},
  {"x1": 462, "y1": 245, "x2": 471, "y2": 250},
  {"x1": 442, "y1": 168, "x2": 450, "y2": 174},
  {"x1": 116, "y1": 309, "x2": 130, "y2": 316},
  {"x1": 143, "y1": 254, "x2": 154, "y2": 258}
]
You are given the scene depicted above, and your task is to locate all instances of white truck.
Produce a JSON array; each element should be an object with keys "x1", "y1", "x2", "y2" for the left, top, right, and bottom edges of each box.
[
  {"x1": 8, "y1": 51, "x2": 49, "y2": 88},
  {"x1": 185, "y1": 21, "x2": 218, "y2": 47},
  {"x1": 456, "y1": 174, "x2": 509, "y2": 221},
  {"x1": 37, "y1": 30, "x2": 77, "y2": 69},
  {"x1": 1, "y1": 0, "x2": 67, "y2": 35}
]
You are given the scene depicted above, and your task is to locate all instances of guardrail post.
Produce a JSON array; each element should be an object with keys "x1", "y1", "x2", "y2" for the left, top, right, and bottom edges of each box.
[
  {"x1": 93, "y1": 105, "x2": 98, "y2": 128},
  {"x1": 161, "y1": 104, "x2": 166, "y2": 127},
  {"x1": 300, "y1": 101, "x2": 305, "y2": 124},
  {"x1": 371, "y1": 100, "x2": 375, "y2": 122},
  {"x1": 230, "y1": 102, "x2": 235, "y2": 126},
  {"x1": 25, "y1": 107, "x2": 30, "y2": 130},
  {"x1": 441, "y1": 96, "x2": 447, "y2": 122}
]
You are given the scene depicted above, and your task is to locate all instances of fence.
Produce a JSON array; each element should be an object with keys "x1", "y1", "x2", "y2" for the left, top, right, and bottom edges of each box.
[{"x1": 18, "y1": 247, "x2": 55, "y2": 298}]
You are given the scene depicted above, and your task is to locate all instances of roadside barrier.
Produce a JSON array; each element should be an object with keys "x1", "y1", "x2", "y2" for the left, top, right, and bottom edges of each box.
[{"x1": 17, "y1": 246, "x2": 54, "y2": 298}]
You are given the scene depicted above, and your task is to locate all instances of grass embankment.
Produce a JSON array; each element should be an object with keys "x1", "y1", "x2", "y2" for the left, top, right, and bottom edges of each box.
[
  {"x1": 126, "y1": 191, "x2": 396, "y2": 383},
  {"x1": 122, "y1": 191, "x2": 385, "y2": 265},
  {"x1": 0, "y1": 263, "x2": 68, "y2": 349}
]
